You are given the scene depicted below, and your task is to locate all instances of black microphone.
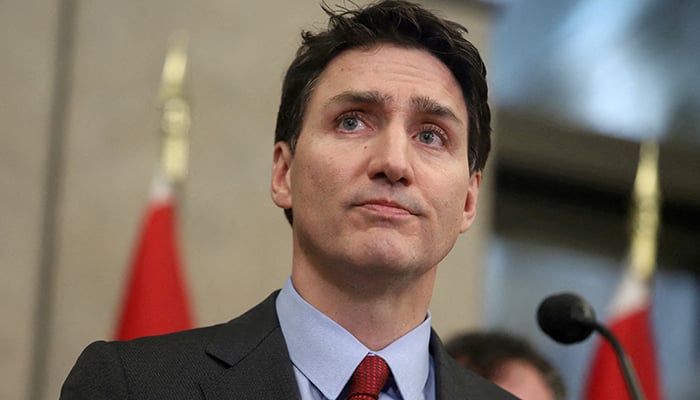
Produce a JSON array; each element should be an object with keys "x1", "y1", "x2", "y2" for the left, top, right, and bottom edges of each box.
[{"x1": 536, "y1": 293, "x2": 646, "y2": 400}]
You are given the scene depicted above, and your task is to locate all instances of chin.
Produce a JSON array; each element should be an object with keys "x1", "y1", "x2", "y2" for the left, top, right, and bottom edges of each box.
[{"x1": 349, "y1": 246, "x2": 426, "y2": 274}]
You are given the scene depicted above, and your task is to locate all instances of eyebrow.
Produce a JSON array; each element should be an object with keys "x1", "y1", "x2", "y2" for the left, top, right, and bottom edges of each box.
[
  {"x1": 326, "y1": 90, "x2": 394, "y2": 107},
  {"x1": 325, "y1": 90, "x2": 464, "y2": 128},
  {"x1": 411, "y1": 96, "x2": 464, "y2": 128}
]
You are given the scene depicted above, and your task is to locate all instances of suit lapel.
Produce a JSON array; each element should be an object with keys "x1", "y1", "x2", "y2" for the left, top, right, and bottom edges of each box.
[
  {"x1": 199, "y1": 292, "x2": 300, "y2": 400},
  {"x1": 431, "y1": 329, "x2": 471, "y2": 400}
]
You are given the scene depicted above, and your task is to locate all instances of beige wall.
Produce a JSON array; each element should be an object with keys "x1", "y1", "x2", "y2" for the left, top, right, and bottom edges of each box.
[
  {"x1": 0, "y1": 1, "x2": 495, "y2": 399},
  {"x1": 1, "y1": 1, "x2": 61, "y2": 399}
]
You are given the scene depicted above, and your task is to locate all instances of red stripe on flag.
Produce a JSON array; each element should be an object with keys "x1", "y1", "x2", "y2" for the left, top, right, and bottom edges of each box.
[
  {"x1": 584, "y1": 306, "x2": 662, "y2": 400},
  {"x1": 114, "y1": 196, "x2": 193, "y2": 341}
]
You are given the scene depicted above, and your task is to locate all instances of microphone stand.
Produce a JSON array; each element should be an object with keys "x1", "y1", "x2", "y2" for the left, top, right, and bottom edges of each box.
[{"x1": 575, "y1": 316, "x2": 646, "y2": 400}]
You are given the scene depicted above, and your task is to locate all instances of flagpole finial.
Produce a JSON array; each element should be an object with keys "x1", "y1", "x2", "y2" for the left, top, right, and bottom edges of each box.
[
  {"x1": 628, "y1": 141, "x2": 661, "y2": 283},
  {"x1": 159, "y1": 30, "x2": 190, "y2": 183}
]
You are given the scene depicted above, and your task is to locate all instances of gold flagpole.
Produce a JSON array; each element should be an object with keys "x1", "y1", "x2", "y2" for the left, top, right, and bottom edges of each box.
[
  {"x1": 628, "y1": 141, "x2": 661, "y2": 283},
  {"x1": 158, "y1": 31, "x2": 190, "y2": 184}
]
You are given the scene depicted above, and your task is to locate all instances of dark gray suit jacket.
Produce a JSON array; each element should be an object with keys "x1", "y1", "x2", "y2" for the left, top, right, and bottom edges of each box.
[{"x1": 60, "y1": 291, "x2": 518, "y2": 399}]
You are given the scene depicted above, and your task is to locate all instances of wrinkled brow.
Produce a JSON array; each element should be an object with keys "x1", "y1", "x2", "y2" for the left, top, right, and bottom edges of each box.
[{"x1": 326, "y1": 90, "x2": 394, "y2": 107}]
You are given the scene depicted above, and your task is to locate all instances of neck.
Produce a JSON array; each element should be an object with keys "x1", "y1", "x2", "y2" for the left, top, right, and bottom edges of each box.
[{"x1": 291, "y1": 262, "x2": 436, "y2": 351}]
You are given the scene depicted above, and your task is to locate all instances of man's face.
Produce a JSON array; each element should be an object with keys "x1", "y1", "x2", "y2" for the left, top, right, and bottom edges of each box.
[{"x1": 271, "y1": 44, "x2": 480, "y2": 282}]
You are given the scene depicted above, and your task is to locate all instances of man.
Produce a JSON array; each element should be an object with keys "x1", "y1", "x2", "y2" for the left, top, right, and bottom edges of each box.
[
  {"x1": 446, "y1": 331, "x2": 567, "y2": 400},
  {"x1": 61, "y1": 1, "x2": 516, "y2": 398}
]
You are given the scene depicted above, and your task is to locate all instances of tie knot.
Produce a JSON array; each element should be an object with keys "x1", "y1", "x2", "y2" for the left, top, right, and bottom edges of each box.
[{"x1": 348, "y1": 355, "x2": 391, "y2": 400}]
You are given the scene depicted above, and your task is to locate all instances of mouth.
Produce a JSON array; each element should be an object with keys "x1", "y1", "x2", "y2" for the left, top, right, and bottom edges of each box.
[{"x1": 358, "y1": 198, "x2": 416, "y2": 217}]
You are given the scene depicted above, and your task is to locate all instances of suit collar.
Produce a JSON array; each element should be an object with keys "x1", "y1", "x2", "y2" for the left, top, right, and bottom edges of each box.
[
  {"x1": 431, "y1": 329, "x2": 466, "y2": 399},
  {"x1": 199, "y1": 291, "x2": 300, "y2": 400}
]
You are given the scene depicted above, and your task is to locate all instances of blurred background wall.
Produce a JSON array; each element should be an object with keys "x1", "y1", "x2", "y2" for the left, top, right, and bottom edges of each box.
[
  {"x1": 1, "y1": 1, "x2": 698, "y2": 400},
  {"x1": 484, "y1": 1, "x2": 700, "y2": 398}
]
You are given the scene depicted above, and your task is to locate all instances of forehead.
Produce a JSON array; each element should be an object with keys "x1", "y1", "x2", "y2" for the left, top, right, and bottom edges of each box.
[{"x1": 309, "y1": 44, "x2": 468, "y2": 122}]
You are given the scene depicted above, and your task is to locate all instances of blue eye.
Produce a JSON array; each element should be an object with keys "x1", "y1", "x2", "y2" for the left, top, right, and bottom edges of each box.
[
  {"x1": 417, "y1": 129, "x2": 445, "y2": 147},
  {"x1": 337, "y1": 114, "x2": 366, "y2": 132},
  {"x1": 418, "y1": 131, "x2": 436, "y2": 144},
  {"x1": 342, "y1": 117, "x2": 359, "y2": 130},
  {"x1": 340, "y1": 116, "x2": 362, "y2": 131}
]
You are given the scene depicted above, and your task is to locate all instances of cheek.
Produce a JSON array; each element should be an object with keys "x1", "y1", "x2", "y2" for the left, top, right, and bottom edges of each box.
[
  {"x1": 292, "y1": 150, "x2": 345, "y2": 204},
  {"x1": 430, "y1": 179, "x2": 470, "y2": 226}
]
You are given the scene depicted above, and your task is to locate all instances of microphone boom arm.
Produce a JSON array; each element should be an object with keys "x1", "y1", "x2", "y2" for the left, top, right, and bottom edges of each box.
[{"x1": 576, "y1": 317, "x2": 646, "y2": 400}]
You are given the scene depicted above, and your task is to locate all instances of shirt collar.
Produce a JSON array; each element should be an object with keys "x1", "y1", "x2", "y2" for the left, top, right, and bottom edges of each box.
[{"x1": 276, "y1": 278, "x2": 432, "y2": 399}]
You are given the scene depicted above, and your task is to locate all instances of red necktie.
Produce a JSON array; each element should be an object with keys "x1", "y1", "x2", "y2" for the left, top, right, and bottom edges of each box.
[{"x1": 347, "y1": 355, "x2": 391, "y2": 400}]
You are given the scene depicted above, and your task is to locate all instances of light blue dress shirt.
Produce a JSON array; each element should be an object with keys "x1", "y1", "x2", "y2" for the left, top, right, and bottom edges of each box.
[{"x1": 276, "y1": 278, "x2": 436, "y2": 400}]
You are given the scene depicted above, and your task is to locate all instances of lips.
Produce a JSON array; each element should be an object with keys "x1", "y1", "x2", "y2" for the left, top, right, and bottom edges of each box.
[{"x1": 358, "y1": 198, "x2": 417, "y2": 216}]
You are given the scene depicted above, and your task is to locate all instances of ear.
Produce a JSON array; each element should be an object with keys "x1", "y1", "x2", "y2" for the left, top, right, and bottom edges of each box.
[
  {"x1": 460, "y1": 171, "x2": 481, "y2": 233},
  {"x1": 271, "y1": 141, "x2": 293, "y2": 209}
]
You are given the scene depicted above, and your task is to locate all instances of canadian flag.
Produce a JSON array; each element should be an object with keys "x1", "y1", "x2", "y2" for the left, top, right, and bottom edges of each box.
[
  {"x1": 583, "y1": 269, "x2": 662, "y2": 400},
  {"x1": 114, "y1": 171, "x2": 194, "y2": 340}
]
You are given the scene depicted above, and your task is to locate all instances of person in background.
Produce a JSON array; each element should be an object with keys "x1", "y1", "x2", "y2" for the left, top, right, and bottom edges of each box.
[
  {"x1": 446, "y1": 330, "x2": 567, "y2": 400},
  {"x1": 61, "y1": 1, "x2": 517, "y2": 398}
]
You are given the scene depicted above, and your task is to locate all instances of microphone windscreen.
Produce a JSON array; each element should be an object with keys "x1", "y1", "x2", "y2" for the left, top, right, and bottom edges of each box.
[{"x1": 537, "y1": 293, "x2": 597, "y2": 344}]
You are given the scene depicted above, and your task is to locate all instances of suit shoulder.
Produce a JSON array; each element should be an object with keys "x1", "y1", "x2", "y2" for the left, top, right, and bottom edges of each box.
[
  {"x1": 61, "y1": 293, "x2": 284, "y2": 399},
  {"x1": 60, "y1": 325, "x2": 228, "y2": 399},
  {"x1": 114, "y1": 323, "x2": 225, "y2": 354},
  {"x1": 442, "y1": 353, "x2": 520, "y2": 399}
]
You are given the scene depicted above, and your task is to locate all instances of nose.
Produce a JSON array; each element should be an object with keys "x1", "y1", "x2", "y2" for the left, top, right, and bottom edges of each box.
[{"x1": 366, "y1": 123, "x2": 415, "y2": 185}]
